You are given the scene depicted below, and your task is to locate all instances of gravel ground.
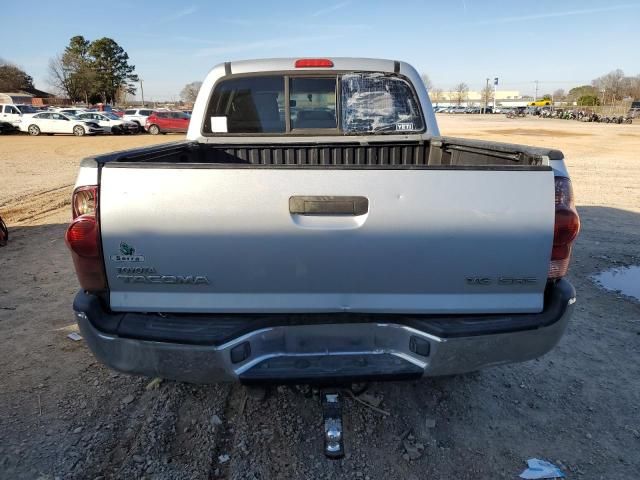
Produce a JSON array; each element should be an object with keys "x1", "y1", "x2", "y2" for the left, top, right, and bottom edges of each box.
[{"x1": 1, "y1": 117, "x2": 639, "y2": 479}]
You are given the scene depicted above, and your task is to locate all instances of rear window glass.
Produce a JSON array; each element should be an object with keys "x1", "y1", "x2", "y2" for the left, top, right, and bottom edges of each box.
[
  {"x1": 140, "y1": 109, "x2": 153, "y2": 116},
  {"x1": 203, "y1": 73, "x2": 423, "y2": 135},
  {"x1": 290, "y1": 78, "x2": 336, "y2": 129},
  {"x1": 205, "y1": 76, "x2": 285, "y2": 133},
  {"x1": 341, "y1": 73, "x2": 423, "y2": 133},
  {"x1": 124, "y1": 110, "x2": 136, "y2": 115}
]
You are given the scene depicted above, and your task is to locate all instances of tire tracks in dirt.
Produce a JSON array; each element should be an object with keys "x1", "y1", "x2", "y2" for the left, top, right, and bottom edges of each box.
[{"x1": 1, "y1": 184, "x2": 73, "y2": 225}]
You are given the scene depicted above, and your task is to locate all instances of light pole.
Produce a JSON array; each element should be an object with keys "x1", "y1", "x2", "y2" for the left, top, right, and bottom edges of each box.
[
  {"x1": 139, "y1": 78, "x2": 145, "y2": 107},
  {"x1": 493, "y1": 77, "x2": 498, "y2": 110},
  {"x1": 484, "y1": 77, "x2": 489, "y2": 113},
  {"x1": 534, "y1": 80, "x2": 539, "y2": 102}
]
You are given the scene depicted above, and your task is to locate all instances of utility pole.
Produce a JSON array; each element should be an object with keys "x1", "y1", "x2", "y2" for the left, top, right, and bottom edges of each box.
[
  {"x1": 534, "y1": 80, "x2": 539, "y2": 101},
  {"x1": 484, "y1": 77, "x2": 489, "y2": 113},
  {"x1": 139, "y1": 78, "x2": 145, "y2": 107}
]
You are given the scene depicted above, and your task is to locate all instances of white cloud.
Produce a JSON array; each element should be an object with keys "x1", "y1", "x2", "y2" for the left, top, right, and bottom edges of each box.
[
  {"x1": 311, "y1": 1, "x2": 351, "y2": 17},
  {"x1": 157, "y1": 5, "x2": 198, "y2": 24},
  {"x1": 471, "y1": 4, "x2": 639, "y2": 25}
]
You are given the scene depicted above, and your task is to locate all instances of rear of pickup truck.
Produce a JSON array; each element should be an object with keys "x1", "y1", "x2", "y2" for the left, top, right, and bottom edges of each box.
[{"x1": 67, "y1": 58, "x2": 579, "y2": 384}]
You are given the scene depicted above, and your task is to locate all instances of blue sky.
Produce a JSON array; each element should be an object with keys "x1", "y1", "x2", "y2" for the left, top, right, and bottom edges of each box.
[{"x1": 2, "y1": 0, "x2": 639, "y2": 100}]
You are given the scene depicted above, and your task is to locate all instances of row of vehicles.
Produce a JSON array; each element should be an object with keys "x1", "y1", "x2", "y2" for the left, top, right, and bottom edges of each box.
[
  {"x1": 0, "y1": 104, "x2": 190, "y2": 136},
  {"x1": 434, "y1": 106, "x2": 493, "y2": 114},
  {"x1": 434, "y1": 105, "x2": 537, "y2": 115}
]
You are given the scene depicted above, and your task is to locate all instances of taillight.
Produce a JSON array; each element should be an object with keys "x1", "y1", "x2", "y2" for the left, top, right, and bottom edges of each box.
[
  {"x1": 65, "y1": 186, "x2": 107, "y2": 291},
  {"x1": 295, "y1": 58, "x2": 334, "y2": 68},
  {"x1": 549, "y1": 177, "x2": 580, "y2": 279}
]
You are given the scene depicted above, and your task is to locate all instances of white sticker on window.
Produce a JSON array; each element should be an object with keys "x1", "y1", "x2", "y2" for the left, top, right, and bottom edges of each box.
[
  {"x1": 211, "y1": 116, "x2": 228, "y2": 133},
  {"x1": 396, "y1": 123, "x2": 414, "y2": 131}
]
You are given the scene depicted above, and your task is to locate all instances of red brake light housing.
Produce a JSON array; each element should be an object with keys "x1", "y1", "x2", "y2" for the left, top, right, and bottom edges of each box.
[
  {"x1": 65, "y1": 186, "x2": 107, "y2": 291},
  {"x1": 549, "y1": 177, "x2": 580, "y2": 279},
  {"x1": 295, "y1": 58, "x2": 334, "y2": 68}
]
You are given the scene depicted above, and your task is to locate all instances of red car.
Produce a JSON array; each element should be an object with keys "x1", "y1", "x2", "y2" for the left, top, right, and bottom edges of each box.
[{"x1": 145, "y1": 111, "x2": 190, "y2": 134}]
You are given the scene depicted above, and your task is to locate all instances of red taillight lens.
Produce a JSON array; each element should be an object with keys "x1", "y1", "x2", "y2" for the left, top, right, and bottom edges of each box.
[
  {"x1": 65, "y1": 186, "x2": 107, "y2": 291},
  {"x1": 295, "y1": 58, "x2": 334, "y2": 68},
  {"x1": 549, "y1": 177, "x2": 580, "y2": 279}
]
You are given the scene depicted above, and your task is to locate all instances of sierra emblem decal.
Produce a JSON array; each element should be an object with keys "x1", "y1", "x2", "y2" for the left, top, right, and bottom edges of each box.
[{"x1": 110, "y1": 241, "x2": 145, "y2": 262}]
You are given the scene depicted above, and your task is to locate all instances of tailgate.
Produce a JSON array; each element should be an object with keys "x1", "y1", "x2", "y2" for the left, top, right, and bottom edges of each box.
[{"x1": 100, "y1": 166, "x2": 554, "y2": 314}]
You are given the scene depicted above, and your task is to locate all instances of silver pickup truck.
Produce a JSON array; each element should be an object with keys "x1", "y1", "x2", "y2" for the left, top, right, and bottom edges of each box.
[{"x1": 67, "y1": 57, "x2": 580, "y2": 388}]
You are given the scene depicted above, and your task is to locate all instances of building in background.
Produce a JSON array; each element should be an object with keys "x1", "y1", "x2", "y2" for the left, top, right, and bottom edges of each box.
[{"x1": 430, "y1": 90, "x2": 532, "y2": 107}]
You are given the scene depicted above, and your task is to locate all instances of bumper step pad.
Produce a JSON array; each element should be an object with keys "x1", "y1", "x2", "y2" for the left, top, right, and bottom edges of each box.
[{"x1": 239, "y1": 353, "x2": 423, "y2": 385}]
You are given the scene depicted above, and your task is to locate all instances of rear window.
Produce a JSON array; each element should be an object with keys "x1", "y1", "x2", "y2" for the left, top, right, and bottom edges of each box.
[
  {"x1": 203, "y1": 72, "x2": 424, "y2": 135},
  {"x1": 140, "y1": 109, "x2": 153, "y2": 116},
  {"x1": 205, "y1": 76, "x2": 285, "y2": 133},
  {"x1": 124, "y1": 110, "x2": 136, "y2": 115},
  {"x1": 290, "y1": 78, "x2": 336, "y2": 129}
]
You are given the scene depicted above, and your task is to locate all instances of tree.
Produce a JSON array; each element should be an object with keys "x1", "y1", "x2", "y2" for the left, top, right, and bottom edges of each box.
[
  {"x1": 592, "y1": 69, "x2": 626, "y2": 102},
  {"x1": 552, "y1": 89, "x2": 566, "y2": 101},
  {"x1": 429, "y1": 87, "x2": 443, "y2": 106},
  {"x1": 0, "y1": 58, "x2": 34, "y2": 92},
  {"x1": 481, "y1": 84, "x2": 494, "y2": 110},
  {"x1": 420, "y1": 73, "x2": 433, "y2": 92},
  {"x1": 542, "y1": 94, "x2": 552, "y2": 101},
  {"x1": 623, "y1": 75, "x2": 640, "y2": 100},
  {"x1": 451, "y1": 82, "x2": 469, "y2": 106},
  {"x1": 577, "y1": 95, "x2": 599, "y2": 106},
  {"x1": 49, "y1": 36, "x2": 137, "y2": 104},
  {"x1": 48, "y1": 36, "x2": 97, "y2": 103},
  {"x1": 89, "y1": 38, "x2": 138, "y2": 104},
  {"x1": 180, "y1": 81, "x2": 203, "y2": 103},
  {"x1": 567, "y1": 85, "x2": 597, "y2": 102}
]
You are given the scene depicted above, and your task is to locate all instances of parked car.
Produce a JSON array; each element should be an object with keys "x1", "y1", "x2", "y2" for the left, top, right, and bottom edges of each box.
[
  {"x1": 76, "y1": 112, "x2": 139, "y2": 134},
  {"x1": 55, "y1": 108, "x2": 89, "y2": 116},
  {"x1": 145, "y1": 111, "x2": 190, "y2": 134},
  {"x1": 67, "y1": 58, "x2": 579, "y2": 457},
  {"x1": 122, "y1": 108, "x2": 155, "y2": 132},
  {"x1": 0, "y1": 103, "x2": 38, "y2": 132},
  {"x1": 20, "y1": 112, "x2": 103, "y2": 136},
  {"x1": 627, "y1": 100, "x2": 640, "y2": 118}
]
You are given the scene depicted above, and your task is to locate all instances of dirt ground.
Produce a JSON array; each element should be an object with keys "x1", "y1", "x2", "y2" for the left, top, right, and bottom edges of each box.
[{"x1": 1, "y1": 117, "x2": 639, "y2": 480}]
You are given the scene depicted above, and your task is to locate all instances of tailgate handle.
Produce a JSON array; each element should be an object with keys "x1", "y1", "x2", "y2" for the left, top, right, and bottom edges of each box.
[{"x1": 289, "y1": 196, "x2": 368, "y2": 216}]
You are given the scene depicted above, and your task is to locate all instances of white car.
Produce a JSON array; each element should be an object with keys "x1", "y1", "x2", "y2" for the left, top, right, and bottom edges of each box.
[
  {"x1": 76, "y1": 112, "x2": 139, "y2": 134},
  {"x1": 54, "y1": 108, "x2": 89, "y2": 116},
  {"x1": 1, "y1": 103, "x2": 39, "y2": 131},
  {"x1": 123, "y1": 108, "x2": 155, "y2": 132},
  {"x1": 20, "y1": 112, "x2": 103, "y2": 136}
]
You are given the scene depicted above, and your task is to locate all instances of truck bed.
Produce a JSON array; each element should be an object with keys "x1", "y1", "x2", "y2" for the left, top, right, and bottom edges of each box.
[{"x1": 88, "y1": 137, "x2": 562, "y2": 168}]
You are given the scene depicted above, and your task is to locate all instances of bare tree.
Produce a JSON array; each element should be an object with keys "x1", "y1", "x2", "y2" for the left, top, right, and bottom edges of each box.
[
  {"x1": 430, "y1": 87, "x2": 443, "y2": 106},
  {"x1": 552, "y1": 89, "x2": 566, "y2": 101},
  {"x1": 420, "y1": 73, "x2": 433, "y2": 92},
  {"x1": 622, "y1": 75, "x2": 640, "y2": 100},
  {"x1": 180, "y1": 81, "x2": 203, "y2": 103},
  {"x1": 481, "y1": 84, "x2": 494, "y2": 111},
  {"x1": 451, "y1": 82, "x2": 469, "y2": 106},
  {"x1": 592, "y1": 69, "x2": 626, "y2": 102}
]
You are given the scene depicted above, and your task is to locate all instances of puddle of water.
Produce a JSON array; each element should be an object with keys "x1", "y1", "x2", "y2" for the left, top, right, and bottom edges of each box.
[{"x1": 592, "y1": 265, "x2": 640, "y2": 301}]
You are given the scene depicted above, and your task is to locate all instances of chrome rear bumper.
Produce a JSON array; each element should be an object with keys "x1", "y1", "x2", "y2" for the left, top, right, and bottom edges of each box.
[{"x1": 75, "y1": 281, "x2": 575, "y2": 384}]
